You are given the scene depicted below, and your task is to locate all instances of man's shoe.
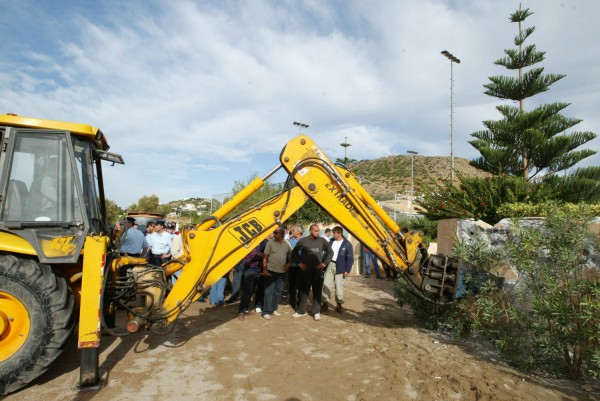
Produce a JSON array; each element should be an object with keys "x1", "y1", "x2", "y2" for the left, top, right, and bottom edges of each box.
[
  {"x1": 376, "y1": 276, "x2": 384, "y2": 280},
  {"x1": 272, "y1": 310, "x2": 282, "y2": 317},
  {"x1": 336, "y1": 303, "x2": 343, "y2": 313},
  {"x1": 365, "y1": 274, "x2": 371, "y2": 278},
  {"x1": 320, "y1": 302, "x2": 329, "y2": 313},
  {"x1": 291, "y1": 312, "x2": 307, "y2": 318},
  {"x1": 262, "y1": 314, "x2": 271, "y2": 320},
  {"x1": 255, "y1": 307, "x2": 262, "y2": 313},
  {"x1": 314, "y1": 313, "x2": 321, "y2": 321}
]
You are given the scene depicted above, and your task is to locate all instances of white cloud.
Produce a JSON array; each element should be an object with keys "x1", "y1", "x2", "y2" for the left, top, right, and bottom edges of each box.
[{"x1": 1, "y1": 0, "x2": 598, "y2": 207}]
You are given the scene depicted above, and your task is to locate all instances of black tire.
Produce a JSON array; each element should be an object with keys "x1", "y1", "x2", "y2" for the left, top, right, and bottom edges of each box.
[{"x1": 0, "y1": 255, "x2": 75, "y2": 395}]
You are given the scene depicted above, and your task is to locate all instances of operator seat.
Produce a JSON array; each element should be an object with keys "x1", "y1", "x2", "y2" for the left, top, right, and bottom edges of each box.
[{"x1": 3, "y1": 179, "x2": 29, "y2": 221}]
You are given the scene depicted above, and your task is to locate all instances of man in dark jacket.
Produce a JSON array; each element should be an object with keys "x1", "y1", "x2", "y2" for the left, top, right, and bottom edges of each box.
[
  {"x1": 290, "y1": 224, "x2": 333, "y2": 320},
  {"x1": 322, "y1": 226, "x2": 354, "y2": 313}
]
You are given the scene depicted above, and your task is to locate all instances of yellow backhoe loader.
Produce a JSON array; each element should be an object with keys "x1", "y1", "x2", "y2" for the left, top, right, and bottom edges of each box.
[{"x1": 0, "y1": 114, "x2": 470, "y2": 394}]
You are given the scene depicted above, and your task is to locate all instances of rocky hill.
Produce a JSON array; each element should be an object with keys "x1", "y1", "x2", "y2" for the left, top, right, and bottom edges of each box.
[
  {"x1": 347, "y1": 155, "x2": 491, "y2": 200},
  {"x1": 161, "y1": 156, "x2": 491, "y2": 210}
]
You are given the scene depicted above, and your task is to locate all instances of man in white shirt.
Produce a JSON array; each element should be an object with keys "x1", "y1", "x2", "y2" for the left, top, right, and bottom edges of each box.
[
  {"x1": 322, "y1": 226, "x2": 354, "y2": 314},
  {"x1": 149, "y1": 220, "x2": 171, "y2": 265}
]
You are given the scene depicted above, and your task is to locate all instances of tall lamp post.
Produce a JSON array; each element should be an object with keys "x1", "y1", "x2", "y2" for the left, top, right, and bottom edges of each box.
[
  {"x1": 441, "y1": 50, "x2": 460, "y2": 183},
  {"x1": 293, "y1": 121, "x2": 309, "y2": 135},
  {"x1": 407, "y1": 150, "x2": 418, "y2": 207}
]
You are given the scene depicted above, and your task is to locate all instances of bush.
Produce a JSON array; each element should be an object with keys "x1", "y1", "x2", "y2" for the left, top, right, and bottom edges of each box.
[
  {"x1": 396, "y1": 215, "x2": 438, "y2": 241},
  {"x1": 498, "y1": 200, "x2": 600, "y2": 219},
  {"x1": 417, "y1": 175, "x2": 551, "y2": 225},
  {"x1": 398, "y1": 208, "x2": 600, "y2": 379}
]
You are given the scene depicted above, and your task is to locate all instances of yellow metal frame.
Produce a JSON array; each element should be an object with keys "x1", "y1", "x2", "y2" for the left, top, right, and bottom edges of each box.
[
  {"x1": 0, "y1": 113, "x2": 109, "y2": 150},
  {"x1": 78, "y1": 236, "x2": 109, "y2": 348},
  {"x1": 160, "y1": 135, "x2": 425, "y2": 325},
  {"x1": 279, "y1": 135, "x2": 422, "y2": 271},
  {"x1": 161, "y1": 185, "x2": 308, "y2": 323},
  {"x1": 0, "y1": 232, "x2": 37, "y2": 255}
]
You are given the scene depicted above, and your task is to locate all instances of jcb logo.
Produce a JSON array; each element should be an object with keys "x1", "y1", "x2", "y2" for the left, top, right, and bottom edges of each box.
[
  {"x1": 50, "y1": 236, "x2": 77, "y2": 255},
  {"x1": 229, "y1": 218, "x2": 264, "y2": 245}
]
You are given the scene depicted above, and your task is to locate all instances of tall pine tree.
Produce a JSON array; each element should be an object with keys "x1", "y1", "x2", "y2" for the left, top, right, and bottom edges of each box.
[{"x1": 469, "y1": 5, "x2": 596, "y2": 184}]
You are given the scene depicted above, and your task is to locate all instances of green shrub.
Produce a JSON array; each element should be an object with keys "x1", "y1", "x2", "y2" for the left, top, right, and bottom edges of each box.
[
  {"x1": 395, "y1": 215, "x2": 438, "y2": 241},
  {"x1": 498, "y1": 200, "x2": 600, "y2": 219},
  {"x1": 398, "y1": 207, "x2": 600, "y2": 379},
  {"x1": 417, "y1": 175, "x2": 551, "y2": 225}
]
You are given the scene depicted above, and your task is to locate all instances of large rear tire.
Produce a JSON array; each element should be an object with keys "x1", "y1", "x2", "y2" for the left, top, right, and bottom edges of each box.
[{"x1": 0, "y1": 255, "x2": 75, "y2": 394}]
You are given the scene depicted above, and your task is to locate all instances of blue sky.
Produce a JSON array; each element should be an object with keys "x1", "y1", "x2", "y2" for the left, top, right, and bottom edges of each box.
[{"x1": 2, "y1": 0, "x2": 599, "y2": 208}]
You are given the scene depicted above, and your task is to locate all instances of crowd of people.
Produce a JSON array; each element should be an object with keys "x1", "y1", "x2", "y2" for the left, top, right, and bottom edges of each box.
[
  {"x1": 116, "y1": 217, "x2": 393, "y2": 322},
  {"x1": 116, "y1": 217, "x2": 183, "y2": 266},
  {"x1": 227, "y1": 222, "x2": 392, "y2": 322}
]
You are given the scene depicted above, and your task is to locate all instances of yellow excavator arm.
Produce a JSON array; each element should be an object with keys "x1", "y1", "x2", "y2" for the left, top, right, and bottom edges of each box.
[{"x1": 159, "y1": 134, "x2": 458, "y2": 325}]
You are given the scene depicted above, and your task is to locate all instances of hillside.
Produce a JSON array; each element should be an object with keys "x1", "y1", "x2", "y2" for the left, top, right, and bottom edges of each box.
[
  {"x1": 160, "y1": 156, "x2": 491, "y2": 212},
  {"x1": 347, "y1": 155, "x2": 491, "y2": 200}
]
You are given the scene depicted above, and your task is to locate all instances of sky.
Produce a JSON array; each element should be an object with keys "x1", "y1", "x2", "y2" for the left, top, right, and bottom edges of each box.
[{"x1": 1, "y1": 0, "x2": 599, "y2": 208}]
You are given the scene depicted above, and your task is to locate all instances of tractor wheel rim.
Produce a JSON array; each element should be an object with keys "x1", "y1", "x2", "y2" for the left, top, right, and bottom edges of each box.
[{"x1": 0, "y1": 292, "x2": 30, "y2": 361}]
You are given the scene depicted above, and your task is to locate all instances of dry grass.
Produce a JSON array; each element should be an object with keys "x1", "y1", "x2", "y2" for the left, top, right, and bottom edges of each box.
[{"x1": 348, "y1": 155, "x2": 491, "y2": 199}]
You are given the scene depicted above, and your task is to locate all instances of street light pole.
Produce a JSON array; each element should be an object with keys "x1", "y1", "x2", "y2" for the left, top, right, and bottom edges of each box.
[
  {"x1": 441, "y1": 50, "x2": 460, "y2": 184},
  {"x1": 293, "y1": 121, "x2": 309, "y2": 135},
  {"x1": 407, "y1": 150, "x2": 418, "y2": 207}
]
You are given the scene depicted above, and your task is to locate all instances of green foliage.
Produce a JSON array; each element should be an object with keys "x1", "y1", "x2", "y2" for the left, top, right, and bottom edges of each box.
[
  {"x1": 498, "y1": 213, "x2": 600, "y2": 378},
  {"x1": 470, "y1": 5, "x2": 597, "y2": 184},
  {"x1": 105, "y1": 198, "x2": 124, "y2": 226},
  {"x1": 219, "y1": 174, "x2": 331, "y2": 226},
  {"x1": 223, "y1": 174, "x2": 285, "y2": 219},
  {"x1": 544, "y1": 166, "x2": 600, "y2": 203},
  {"x1": 399, "y1": 209, "x2": 600, "y2": 379},
  {"x1": 417, "y1": 174, "x2": 550, "y2": 224},
  {"x1": 498, "y1": 200, "x2": 600, "y2": 219},
  {"x1": 335, "y1": 157, "x2": 357, "y2": 165},
  {"x1": 221, "y1": 174, "x2": 333, "y2": 225},
  {"x1": 293, "y1": 199, "x2": 333, "y2": 225},
  {"x1": 395, "y1": 215, "x2": 438, "y2": 241},
  {"x1": 127, "y1": 194, "x2": 171, "y2": 217}
]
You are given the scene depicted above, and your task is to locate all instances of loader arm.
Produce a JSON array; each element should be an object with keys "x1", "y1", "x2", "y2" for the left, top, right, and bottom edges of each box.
[
  {"x1": 279, "y1": 135, "x2": 427, "y2": 291},
  {"x1": 160, "y1": 182, "x2": 308, "y2": 324},
  {"x1": 159, "y1": 134, "x2": 458, "y2": 325}
]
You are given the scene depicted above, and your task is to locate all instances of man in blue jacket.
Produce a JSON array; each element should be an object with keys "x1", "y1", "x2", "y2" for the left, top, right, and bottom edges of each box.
[{"x1": 322, "y1": 226, "x2": 354, "y2": 314}]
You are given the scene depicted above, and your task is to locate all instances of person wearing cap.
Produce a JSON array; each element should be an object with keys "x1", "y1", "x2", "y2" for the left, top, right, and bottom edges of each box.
[
  {"x1": 149, "y1": 219, "x2": 172, "y2": 265},
  {"x1": 119, "y1": 217, "x2": 149, "y2": 257}
]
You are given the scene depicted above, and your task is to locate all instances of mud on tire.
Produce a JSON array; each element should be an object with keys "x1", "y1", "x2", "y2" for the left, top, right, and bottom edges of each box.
[{"x1": 0, "y1": 255, "x2": 75, "y2": 394}]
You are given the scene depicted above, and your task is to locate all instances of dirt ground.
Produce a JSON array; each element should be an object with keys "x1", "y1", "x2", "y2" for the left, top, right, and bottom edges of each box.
[{"x1": 6, "y1": 276, "x2": 599, "y2": 401}]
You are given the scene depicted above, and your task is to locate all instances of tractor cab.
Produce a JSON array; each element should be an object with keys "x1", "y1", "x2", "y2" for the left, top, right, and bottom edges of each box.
[{"x1": 0, "y1": 114, "x2": 124, "y2": 263}]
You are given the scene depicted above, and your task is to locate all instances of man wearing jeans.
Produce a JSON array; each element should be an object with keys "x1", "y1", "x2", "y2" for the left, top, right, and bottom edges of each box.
[
  {"x1": 364, "y1": 247, "x2": 383, "y2": 279},
  {"x1": 261, "y1": 227, "x2": 292, "y2": 319}
]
